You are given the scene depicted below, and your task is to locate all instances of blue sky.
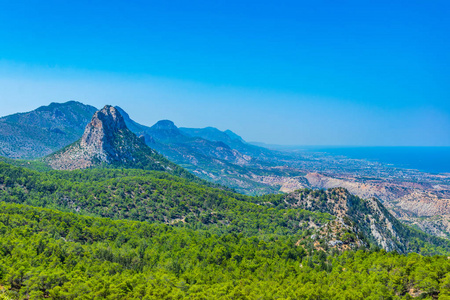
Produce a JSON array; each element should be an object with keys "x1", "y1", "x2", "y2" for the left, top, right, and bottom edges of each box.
[{"x1": 0, "y1": 0, "x2": 449, "y2": 145}]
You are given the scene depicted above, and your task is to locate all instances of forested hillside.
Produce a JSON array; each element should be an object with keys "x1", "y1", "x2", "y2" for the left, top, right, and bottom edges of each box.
[
  {"x1": 1, "y1": 0, "x2": 445, "y2": 298},
  {"x1": 0, "y1": 162, "x2": 332, "y2": 237},
  {"x1": 0, "y1": 161, "x2": 449, "y2": 256},
  {"x1": 2, "y1": 202, "x2": 450, "y2": 299}
]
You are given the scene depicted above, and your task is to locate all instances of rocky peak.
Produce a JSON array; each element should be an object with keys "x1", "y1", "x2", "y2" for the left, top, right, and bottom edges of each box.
[
  {"x1": 80, "y1": 105, "x2": 126, "y2": 150},
  {"x1": 88, "y1": 105, "x2": 126, "y2": 133},
  {"x1": 45, "y1": 105, "x2": 176, "y2": 171},
  {"x1": 45, "y1": 105, "x2": 137, "y2": 169}
]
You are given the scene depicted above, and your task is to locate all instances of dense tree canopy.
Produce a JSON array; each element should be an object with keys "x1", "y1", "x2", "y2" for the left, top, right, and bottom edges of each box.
[
  {"x1": 1, "y1": 202, "x2": 450, "y2": 299},
  {"x1": 2, "y1": 161, "x2": 450, "y2": 299},
  {"x1": 0, "y1": 162, "x2": 332, "y2": 237}
]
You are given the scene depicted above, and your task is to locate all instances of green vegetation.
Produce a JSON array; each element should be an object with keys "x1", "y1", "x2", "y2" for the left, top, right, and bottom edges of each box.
[
  {"x1": 2, "y1": 202, "x2": 450, "y2": 299},
  {"x1": 42, "y1": 115, "x2": 206, "y2": 185},
  {"x1": 2, "y1": 161, "x2": 450, "y2": 298},
  {"x1": 0, "y1": 162, "x2": 331, "y2": 237},
  {"x1": 1, "y1": 161, "x2": 450, "y2": 255},
  {"x1": 0, "y1": 156, "x2": 52, "y2": 172}
]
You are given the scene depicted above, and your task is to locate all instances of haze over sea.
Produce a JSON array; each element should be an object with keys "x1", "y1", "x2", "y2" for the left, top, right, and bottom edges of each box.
[{"x1": 299, "y1": 146, "x2": 450, "y2": 174}]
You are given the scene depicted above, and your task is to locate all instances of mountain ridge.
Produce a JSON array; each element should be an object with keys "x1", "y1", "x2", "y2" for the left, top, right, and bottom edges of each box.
[
  {"x1": 2, "y1": 101, "x2": 450, "y2": 240},
  {"x1": 0, "y1": 101, "x2": 97, "y2": 159}
]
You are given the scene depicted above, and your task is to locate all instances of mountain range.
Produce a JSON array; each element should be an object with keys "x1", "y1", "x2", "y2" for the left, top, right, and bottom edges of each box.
[
  {"x1": 0, "y1": 101, "x2": 290, "y2": 194},
  {"x1": 1, "y1": 101, "x2": 450, "y2": 241},
  {"x1": 1, "y1": 101, "x2": 450, "y2": 298},
  {"x1": 116, "y1": 106, "x2": 292, "y2": 194}
]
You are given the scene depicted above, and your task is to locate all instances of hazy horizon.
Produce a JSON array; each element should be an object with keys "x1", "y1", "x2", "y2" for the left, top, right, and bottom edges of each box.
[{"x1": 1, "y1": 1, "x2": 449, "y2": 146}]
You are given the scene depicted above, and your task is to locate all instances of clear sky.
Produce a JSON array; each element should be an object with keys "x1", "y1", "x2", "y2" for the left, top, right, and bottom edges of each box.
[{"x1": 0, "y1": 0, "x2": 449, "y2": 146}]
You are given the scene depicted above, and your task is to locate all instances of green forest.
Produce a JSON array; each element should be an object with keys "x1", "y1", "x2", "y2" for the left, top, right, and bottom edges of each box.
[
  {"x1": 2, "y1": 202, "x2": 450, "y2": 299},
  {"x1": 2, "y1": 161, "x2": 450, "y2": 299}
]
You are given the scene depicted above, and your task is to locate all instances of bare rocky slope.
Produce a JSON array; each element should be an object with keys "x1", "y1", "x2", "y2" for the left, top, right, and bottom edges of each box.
[
  {"x1": 264, "y1": 172, "x2": 450, "y2": 238},
  {"x1": 281, "y1": 187, "x2": 449, "y2": 253}
]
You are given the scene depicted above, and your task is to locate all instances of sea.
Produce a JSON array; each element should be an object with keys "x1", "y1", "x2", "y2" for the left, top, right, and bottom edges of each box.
[{"x1": 298, "y1": 146, "x2": 450, "y2": 174}]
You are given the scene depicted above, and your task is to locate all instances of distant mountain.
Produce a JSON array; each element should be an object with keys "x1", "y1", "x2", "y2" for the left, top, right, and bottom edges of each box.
[
  {"x1": 115, "y1": 106, "x2": 296, "y2": 194},
  {"x1": 146, "y1": 120, "x2": 251, "y2": 165},
  {"x1": 116, "y1": 107, "x2": 271, "y2": 187},
  {"x1": 148, "y1": 120, "x2": 189, "y2": 143},
  {"x1": 44, "y1": 106, "x2": 193, "y2": 179},
  {"x1": 180, "y1": 126, "x2": 244, "y2": 145},
  {"x1": 0, "y1": 101, "x2": 97, "y2": 159},
  {"x1": 116, "y1": 106, "x2": 270, "y2": 163},
  {"x1": 180, "y1": 126, "x2": 274, "y2": 160},
  {"x1": 224, "y1": 129, "x2": 245, "y2": 142},
  {"x1": 117, "y1": 107, "x2": 249, "y2": 164}
]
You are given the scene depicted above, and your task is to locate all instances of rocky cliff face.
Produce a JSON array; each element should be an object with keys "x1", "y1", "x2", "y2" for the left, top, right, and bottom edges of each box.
[
  {"x1": 261, "y1": 172, "x2": 450, "y2": 239},
  {"x1": 283, "y1": 187, "x2": 435, "y2": 253},
  {"x1": 45, "y1": 106, "x2": 180, "y2": 173},
  {"x1": 78, "y1": 105, "x2": 128, "y2": 163}
]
